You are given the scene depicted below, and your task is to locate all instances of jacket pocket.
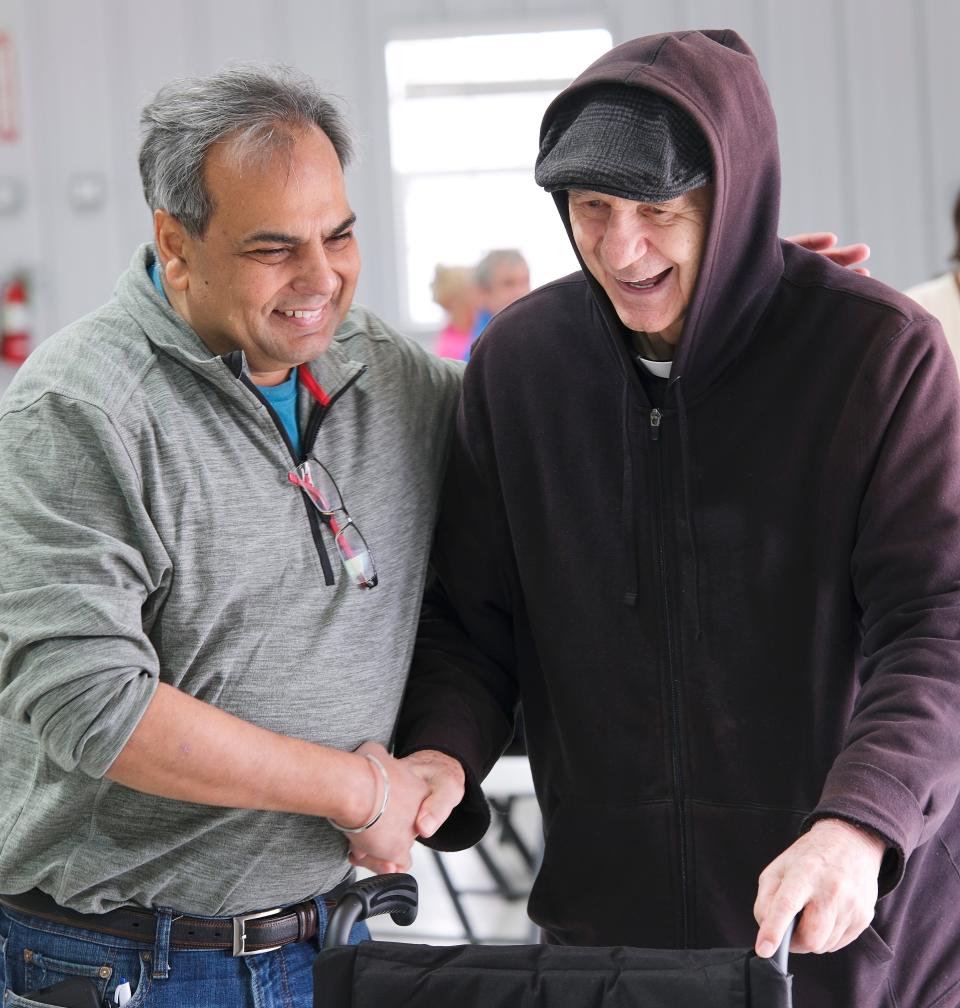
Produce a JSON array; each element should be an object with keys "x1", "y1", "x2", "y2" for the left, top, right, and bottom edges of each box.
[
  {"x1": 529, "y1": 796, "x2": 680, "y2": 947},
  {"x1": 790, "y1": 925, "x2": 894, "y2": 1007},
  {"x1": 686, "y1": 800, "x2": 808, "y2": 947},
  {"x1": 689, "y1": 801, "x2": 897, "y2": 1004}
]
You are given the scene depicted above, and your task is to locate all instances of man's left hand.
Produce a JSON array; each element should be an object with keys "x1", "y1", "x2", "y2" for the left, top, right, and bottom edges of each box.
[
  {"x1": 753, "y1": 818, "x2": 885, "y2": 958},
  {"x1": 785, "y1": 231, "x2": 871, "y2": 275}
]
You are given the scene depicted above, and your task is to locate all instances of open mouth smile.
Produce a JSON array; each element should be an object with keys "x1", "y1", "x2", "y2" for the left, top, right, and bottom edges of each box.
[
  {"x1": 616, "y1": 267, "x2": 672, "y2": 290},
  {"x1": 274, "y1": 306, "x2": 328, "y2": 324}
]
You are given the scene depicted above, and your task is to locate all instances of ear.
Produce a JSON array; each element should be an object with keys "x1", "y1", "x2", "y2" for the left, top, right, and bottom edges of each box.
[{"x1": 154, "y1": 209, "x2": 192, "y2": 291}]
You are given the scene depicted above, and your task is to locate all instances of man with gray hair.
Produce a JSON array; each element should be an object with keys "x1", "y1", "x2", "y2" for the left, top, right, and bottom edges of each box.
[
  {"x1": 0, "y1": 65, "x2": 464, "y2": 1007},
  {"x1": 469, "y1": 248, "x2": 530, "y2": 344}
]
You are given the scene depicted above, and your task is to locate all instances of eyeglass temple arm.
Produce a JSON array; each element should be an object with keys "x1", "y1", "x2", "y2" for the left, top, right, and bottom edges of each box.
[{"x1": 288, "y1": 470, "x2": 321, "y2": 504}]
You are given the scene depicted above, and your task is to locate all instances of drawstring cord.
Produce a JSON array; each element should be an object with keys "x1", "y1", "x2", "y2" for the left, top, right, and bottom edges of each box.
[
  {"x1": 669, "y1": 376, "x2": 703, "y2": 640},
  {"x1": 621, "y1": 379, "x2": 639, "y2": 606}
]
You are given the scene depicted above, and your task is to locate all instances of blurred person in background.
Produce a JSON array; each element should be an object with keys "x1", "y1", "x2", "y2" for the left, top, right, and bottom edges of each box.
[
  {"x1": 905, "y1": 186, "x2": 960, "y2": 367},
  {"x1": 431, "y1": 264, "x2": 478, "y2": 359},
  {"x1": 466, "y1": 248, "x2": 531, "y2": 358}
]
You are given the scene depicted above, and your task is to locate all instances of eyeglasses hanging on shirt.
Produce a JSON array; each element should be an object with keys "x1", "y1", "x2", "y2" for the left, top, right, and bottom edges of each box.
[{"x1": 287, "y1": 457, "x2": 379, "y2": 589}]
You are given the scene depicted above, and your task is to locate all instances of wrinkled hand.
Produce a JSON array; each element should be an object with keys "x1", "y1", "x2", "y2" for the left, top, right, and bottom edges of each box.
[
  {"x1": 350, "y1": 749, "x2": 465, "y2": 876},
  {"x1": 344, "y1": 741, "x2": 429, "y2": 874},
  {"x1": 754, "y1": 818, "x2": 885, "y2": 958},
  {"x1": 786, "y1": 231, "x2": 871, "y2": 276}
]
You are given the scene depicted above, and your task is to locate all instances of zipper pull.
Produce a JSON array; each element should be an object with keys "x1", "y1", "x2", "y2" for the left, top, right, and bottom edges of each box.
[{"x1": 649, "y1": 408, "x2": 662, "y2": 441}]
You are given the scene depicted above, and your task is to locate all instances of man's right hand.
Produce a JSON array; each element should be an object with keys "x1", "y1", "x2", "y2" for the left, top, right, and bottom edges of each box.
[
  {"x1": 753, "y1": 818, "x2": 884, "y2": 958},
  {"x1": 348, "y1": 748, "x2": 465, "y2": 875},
  {"x1": 341, "y1": 741, "x2": 429, "y2": 873}
]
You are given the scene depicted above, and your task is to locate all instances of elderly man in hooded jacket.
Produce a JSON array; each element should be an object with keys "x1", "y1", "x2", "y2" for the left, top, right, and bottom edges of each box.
[{"x1": 391, "y1": 29, "x2": 960, "y2": 1008}]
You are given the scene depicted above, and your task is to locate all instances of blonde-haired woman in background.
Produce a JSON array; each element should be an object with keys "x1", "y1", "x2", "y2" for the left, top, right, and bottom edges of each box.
[{"x1": 431, "y1": 264, "x2": 478, "y2": 359}]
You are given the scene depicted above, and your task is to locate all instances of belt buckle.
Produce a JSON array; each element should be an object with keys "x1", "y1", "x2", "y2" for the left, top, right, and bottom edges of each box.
[{"x1": 232, "y1": 907, "x2": 283, "y2": 957}]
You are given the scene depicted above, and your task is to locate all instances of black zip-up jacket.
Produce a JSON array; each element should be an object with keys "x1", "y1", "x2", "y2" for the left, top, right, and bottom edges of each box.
[{"x1": 398, "y1": 30, "x2": 960, "y2": 1007}]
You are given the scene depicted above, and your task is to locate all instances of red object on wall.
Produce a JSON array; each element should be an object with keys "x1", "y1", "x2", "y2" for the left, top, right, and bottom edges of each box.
[
  {"x1": 1, "y1": 277, "x2": 30, "y2": 365},
  {"x1": 0, "y1": 32, "x2": 18, "y2": 143}
]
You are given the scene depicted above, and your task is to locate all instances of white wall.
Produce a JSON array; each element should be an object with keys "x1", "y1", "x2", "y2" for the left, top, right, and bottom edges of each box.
[{"x1": 1, "y1": 0, "x2": 959, "y2": 393}]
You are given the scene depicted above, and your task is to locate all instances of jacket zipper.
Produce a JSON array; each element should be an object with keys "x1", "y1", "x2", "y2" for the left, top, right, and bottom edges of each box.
[
  {"x1": 299, "y1": 366, "x2": 367, "y2": 455},
  {"x1": 649, "y1": 408, "x2": 662, "y2": 441},
  {"x1": 649, "y1": 405, "x2": 689, "y2": 944},
  {"x1": 240, "y1": 367, "x2": 367, "y2": 586}
]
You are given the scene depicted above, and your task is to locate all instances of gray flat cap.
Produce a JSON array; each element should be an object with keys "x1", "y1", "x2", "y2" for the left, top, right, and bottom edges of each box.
[{"x1": 535, "y1": 85, "x2": 712, "y2": 203}]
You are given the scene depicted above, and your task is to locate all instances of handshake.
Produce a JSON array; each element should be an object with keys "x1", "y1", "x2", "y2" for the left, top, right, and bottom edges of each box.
[{"x1": 332, "y1": 742, "x2": 466, "y2": 874}]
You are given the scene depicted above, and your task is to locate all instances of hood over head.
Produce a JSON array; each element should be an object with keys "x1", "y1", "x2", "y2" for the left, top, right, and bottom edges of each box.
[{"x1": 538, "y1": 29, "x2": 783, "y2": 401}]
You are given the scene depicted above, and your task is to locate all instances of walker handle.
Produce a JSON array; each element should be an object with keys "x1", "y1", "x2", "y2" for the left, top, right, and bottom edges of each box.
[
  {"x1": 323, "y1": 873, "x2": 419, "y2": 949},
  {"x1": 772, "y1": 916, "x2": 796, "y2": 976}
]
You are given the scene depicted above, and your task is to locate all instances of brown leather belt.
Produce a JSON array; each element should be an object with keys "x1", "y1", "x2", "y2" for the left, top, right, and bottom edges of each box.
[{"x1": 0, "y1": 875, "x2": 354, "y2": 957}]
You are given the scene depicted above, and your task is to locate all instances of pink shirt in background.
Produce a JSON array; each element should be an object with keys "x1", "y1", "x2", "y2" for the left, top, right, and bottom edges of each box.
[{"x1": 435, "y1": 323, "x2": 472, "y2": 360}]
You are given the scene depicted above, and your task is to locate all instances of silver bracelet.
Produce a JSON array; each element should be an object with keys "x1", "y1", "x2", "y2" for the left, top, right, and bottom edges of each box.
[{"x1": 329, "y1": 753, "x2": 390, "y2": 834}]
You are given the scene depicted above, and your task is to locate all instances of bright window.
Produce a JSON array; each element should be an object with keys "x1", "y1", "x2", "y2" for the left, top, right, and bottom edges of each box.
[{"x1": 385, "y1": 27, "x2": 613, "y2": 329}]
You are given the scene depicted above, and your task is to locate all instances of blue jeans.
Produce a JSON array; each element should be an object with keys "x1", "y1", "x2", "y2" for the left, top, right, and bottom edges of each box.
[{"x1": 0, "y1": 899, "x2": 369, "y2": 1007}]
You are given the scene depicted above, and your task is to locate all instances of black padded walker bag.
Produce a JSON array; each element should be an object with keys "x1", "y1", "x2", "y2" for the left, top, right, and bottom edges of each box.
[{"x1": 313, "y1": 875, "x2": 793, "y2": 1008}]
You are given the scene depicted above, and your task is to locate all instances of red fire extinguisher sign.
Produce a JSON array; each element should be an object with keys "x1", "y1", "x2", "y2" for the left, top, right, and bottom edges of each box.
[
  {"x1": 0, "y1": 31, "x2": 19, "y2": 143},
  {"x1": 1, "y1": 277, "x2": 30, "y2": 365}
]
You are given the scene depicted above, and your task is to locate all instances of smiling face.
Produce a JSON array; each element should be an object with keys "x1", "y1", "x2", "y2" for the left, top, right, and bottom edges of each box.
[
  {"x1": 568, "y1": 185, "x2": 713, "y2": 359},
  {"x1": 156, "y1": 124, "x2": 360, "y2": 384}
]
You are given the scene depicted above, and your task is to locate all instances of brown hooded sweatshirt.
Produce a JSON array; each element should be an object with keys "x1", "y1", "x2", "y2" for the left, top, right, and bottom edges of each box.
[{"x1": 399, "y1": 30, "x2": 960, "y2": 1007}]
